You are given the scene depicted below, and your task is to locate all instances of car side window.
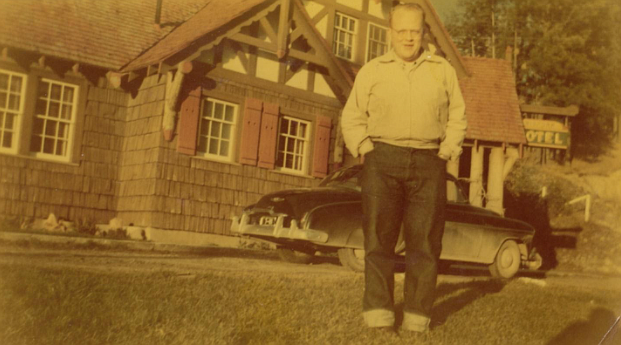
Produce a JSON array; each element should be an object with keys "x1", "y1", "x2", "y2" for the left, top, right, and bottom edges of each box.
[{"x1": 447, "y1": 179, "x2": 468, "y2": 204}]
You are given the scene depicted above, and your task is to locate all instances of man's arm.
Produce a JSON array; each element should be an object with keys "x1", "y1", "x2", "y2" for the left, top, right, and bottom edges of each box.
[
  {"x1": 438, "y1": 64, "x2": 467, "y2": 162},
  {"x1": 341, "y1": 65, "x2": 374, "y2": 158}
]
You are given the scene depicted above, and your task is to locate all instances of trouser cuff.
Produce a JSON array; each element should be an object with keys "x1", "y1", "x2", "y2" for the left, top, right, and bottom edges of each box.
[
  {"x1": 402, "y1": 312, "x2": 430, "y2": 332},
  {"x1": 363, "y1": 309, "x2": 394, "y2": 328}
]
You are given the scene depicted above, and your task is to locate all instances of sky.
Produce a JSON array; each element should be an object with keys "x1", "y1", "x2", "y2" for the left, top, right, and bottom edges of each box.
[{"x1": 428, "y1": 0, "x2": 461, "y2": 22}]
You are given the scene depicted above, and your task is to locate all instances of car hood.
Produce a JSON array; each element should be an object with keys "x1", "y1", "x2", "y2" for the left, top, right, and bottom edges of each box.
[{"x1": 253, "y1": 187, "x2": 360, "y2": 219}]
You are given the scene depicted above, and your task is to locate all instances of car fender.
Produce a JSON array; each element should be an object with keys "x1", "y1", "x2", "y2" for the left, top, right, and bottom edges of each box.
[{"x1": 304, "y1": 201, "x2": 364, "y2": 248}]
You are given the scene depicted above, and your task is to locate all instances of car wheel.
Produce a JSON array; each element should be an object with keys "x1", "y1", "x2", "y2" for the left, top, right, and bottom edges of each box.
[
  {"x1": 489, "y1": 240, "x2": 521, "y2": 278},
  {"x1": 338, "y1": 248, "x2": 365, "y2": 272},
  {"x1": 276, "y1": 247, "x2": 314, "y2": 264}
]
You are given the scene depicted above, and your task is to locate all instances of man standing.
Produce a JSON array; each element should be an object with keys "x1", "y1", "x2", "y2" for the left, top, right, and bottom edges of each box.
[{"x1": 341, "y1": 3, "x2": 467, "y2": 333}]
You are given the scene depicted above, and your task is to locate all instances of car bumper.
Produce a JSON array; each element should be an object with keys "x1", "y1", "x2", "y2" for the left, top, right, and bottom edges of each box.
[{"x1": 231, "y1": 213, "x2": 329, "y2": 243}]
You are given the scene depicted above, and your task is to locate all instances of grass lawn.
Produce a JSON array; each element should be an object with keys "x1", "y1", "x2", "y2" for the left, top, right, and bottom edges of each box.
[{"x1": 1, "y1": 258, "x2": 620, "y2": 345}]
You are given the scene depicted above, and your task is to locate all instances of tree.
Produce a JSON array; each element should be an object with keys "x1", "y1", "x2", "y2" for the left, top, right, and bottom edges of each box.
[{"x1": 447, "y1": 0, "x2": 621, "y2": 158}]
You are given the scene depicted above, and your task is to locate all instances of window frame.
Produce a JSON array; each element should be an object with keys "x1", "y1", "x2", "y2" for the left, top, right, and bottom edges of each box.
[
  {"x1": 332, "y1": 12, "x2": 358, "y2": 61},
  {"x1": 195, "y1": 96, "x2": 239, "y2": 163},
  {"x1": 366, "y1": 22, "x2": 389, "y2": 62},
  {"x1": 0, "y1": 60, "x2": 86, "y2": 165},
  {"x1": 29, "y1": 77, "x2": 79, "y2": 162},
  {"x1": 275, "y1": 115, "x2": 312, "y2": 175},
  {"x1": 0, "y1": 69, "x2": 27, "y2": 155}
]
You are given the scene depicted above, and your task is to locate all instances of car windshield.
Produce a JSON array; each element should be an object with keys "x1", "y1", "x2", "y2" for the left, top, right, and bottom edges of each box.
[{"x1": 318, "y1": 166, "x2": 362, "y2": 190}]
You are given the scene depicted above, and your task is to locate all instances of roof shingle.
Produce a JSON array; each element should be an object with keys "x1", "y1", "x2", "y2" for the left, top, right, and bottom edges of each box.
[{"x1": 459, "y1": 57, "x2": 526, "y2": 144}]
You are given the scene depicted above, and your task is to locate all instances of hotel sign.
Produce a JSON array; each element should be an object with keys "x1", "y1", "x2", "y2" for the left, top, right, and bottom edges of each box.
[{"x1": 523, "y1": 119, "x2": 570, "y2": 149}]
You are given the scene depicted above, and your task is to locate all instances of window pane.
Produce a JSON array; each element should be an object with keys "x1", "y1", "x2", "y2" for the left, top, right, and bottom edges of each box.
[
  {"x1": 50, "y1": 84, "x2": 62, "y2": 100},
  {"x1": 45, "y1": 121, "x2": 57, "y2": 136},
  {"x1": 285, "y1": 153, "x2": 293, "y2": 169},
  {"x1": 219, "y1": 140, "x2": 229, "y2": 156},
  {"x1": 221, "y1": 123, "x2": 231, "y2": 139},
  {"x1": 204, "y1": 101, "x2": 213, "y2": 118},
  {"x1": 10, "y1": 76, "x2": 22, "y2": 93},
  {"x1": 0, "y1": 92, "x2": 6, "y2": 108},
  {"x1": 208, "y1": 139, "x2": 218, "y2": 154},
  {"x1": 63, "y1": 87, "x2": 74, "y2": 102},
  {"x1": 278, "y1": 134, "x2": 286, "y2": 151},
  {"x1": 276, "y1": 151, "x2": 284, "y2": 167},
  {"x1": 43, "y1": 138, "x2": 54, "y2": 154},
  {"x1": 8, "y1": 94, "x2": 19, "y2": 111},
  {"x1": 5, "y1": 112, "x2": 14, "y2": 128},
  {"x1": 61, "y1": 104, "x2": 72, "y2": 120},
  {"x1": 49, "y1": 101, "x2": 60, "y2": 118},
  {"x1": 224, "y1": 105, "x2": 234, "y2": 122},
  {"x1": 286, "y1": 137, "x2": 295, "y2": 151},
  {"x1": 299, "y1": 123, "x2": 307, "y2": 137},
  {"x1": 2, "y1": 132, "x2": 11, "y2": 148},
  {"x1": 281, "y1": 118, "x2": 289, "y2": 132},
  {"x1": 58, "y1": 122, "x2": 67, "y2": 139},
  {"x1": 213, "y1": 103, "x2": 223, "y2": 120},
  {"x1": 0, "y1": 112, "x2": 4, "y2": 126},
  {"x1": 0, "y1": 74, "x2": 7, "y2": 90},
  {"x1": 290, "y1": 121, "x2": 298, "y2": 136},
  {"x1": 55, "y1": 140, "x2": 66, "y2": 156},
  {"x1": 210, "y1": 121, "x2": 221, "y2": 137}
]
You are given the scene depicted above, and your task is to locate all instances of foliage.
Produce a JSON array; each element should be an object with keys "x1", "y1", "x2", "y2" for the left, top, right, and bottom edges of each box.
[
  {"x1": 446, "y1": 0, "x2": 621, "y2": 158},
  {"x1": 75, "y1": 218, "x2": 98, "y2": 236}
]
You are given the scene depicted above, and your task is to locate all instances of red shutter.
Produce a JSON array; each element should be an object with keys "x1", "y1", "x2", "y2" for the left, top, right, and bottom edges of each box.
[
  {"x1": 239, "y1": 98, "x2": 263, "y2": 166},
  {"x1": 176, "y1": 86, "x2": 201, "y2": 155},
  {"x1": 258, "y1": 103, "x2": 279, "y2": 169},
  {"x1": 312, "y1": 115, "x2": 332, "y2": 178}
]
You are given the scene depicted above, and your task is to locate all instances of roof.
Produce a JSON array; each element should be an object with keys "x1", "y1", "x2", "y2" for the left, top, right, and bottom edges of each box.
[
  {"x1": 0, "y1": 0, "x2": 209, "y2": 70},
  {"x1": 459, "y1": 57, "x2": 526, "y2": 144},
  {"x1": 121, "y1": 0, "x2": 269, "y2": 71}
]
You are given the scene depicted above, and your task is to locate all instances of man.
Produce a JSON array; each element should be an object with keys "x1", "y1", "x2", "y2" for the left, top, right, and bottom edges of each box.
[{"x1": 341, "y1": 3, "x2": 467, "y2": 333}]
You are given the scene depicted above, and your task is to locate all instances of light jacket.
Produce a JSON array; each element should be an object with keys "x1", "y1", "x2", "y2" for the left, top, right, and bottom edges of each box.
[{"x1": 341, "y1": 49, "x2": 467, "y2": 161}]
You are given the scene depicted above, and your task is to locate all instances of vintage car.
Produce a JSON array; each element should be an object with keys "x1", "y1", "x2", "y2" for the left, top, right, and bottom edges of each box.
[{"x1": 231, "y1": 165, "x2": 542, "y2": 278}]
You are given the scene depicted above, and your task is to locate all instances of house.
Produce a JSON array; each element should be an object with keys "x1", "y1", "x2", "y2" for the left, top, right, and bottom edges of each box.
[{"x1": 0, "y1": 0, "x2": 525, "y2": 241}]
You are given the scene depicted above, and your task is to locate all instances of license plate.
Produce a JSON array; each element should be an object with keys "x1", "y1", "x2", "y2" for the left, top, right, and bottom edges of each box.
[{"x1": 259, "y1": 216, "x2": 278, "y2": 226}]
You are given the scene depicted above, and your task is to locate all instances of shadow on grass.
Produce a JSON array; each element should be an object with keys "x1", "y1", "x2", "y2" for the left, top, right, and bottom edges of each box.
[
  {"x1": 547, "y1": 307, "x2": 620, "y2": 345},
  {"x1": 393, "y1": 279, "x2": 507, "y2": 330}
]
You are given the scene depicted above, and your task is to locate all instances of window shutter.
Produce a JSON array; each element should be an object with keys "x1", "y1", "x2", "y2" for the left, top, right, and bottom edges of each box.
[
  {"x1": 176, "y1": 86, "x2": 201, "y2": 155},
  {"x1": 312, "y1": 115, "x2": 332, "y2": 178},
  {"x1": 258, "y1": 103, "x2": 279, "y2": 170},
  {"x1": 239, "y1": 98, "x2": 263, "y2": 166}
]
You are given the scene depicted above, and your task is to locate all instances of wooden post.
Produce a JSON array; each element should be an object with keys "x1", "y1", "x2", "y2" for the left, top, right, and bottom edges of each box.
[
  {"x1": 486, "y1": 147, "x2": 505, "y2": 215},
  {"x1": 446, "y1": 159, "x2": 459, "y2": 202},
  {"x1": 469, "y1": 144, "x2": 484, "y2": 207},
  {"x1": 163, "y1": 61, "x2": 193, "y2": 141},
  {"x1": 276, "y1": 0, "x2": 291, "y2": 59}
]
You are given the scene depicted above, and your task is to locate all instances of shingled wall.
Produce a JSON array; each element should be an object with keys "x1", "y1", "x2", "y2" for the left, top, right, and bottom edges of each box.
[
  {"x1": 0, "y1": 78, "x2": 126, "y2": 224},
  {"x1": 115, "y1": 73, "x2": 340, "y2": 235}
]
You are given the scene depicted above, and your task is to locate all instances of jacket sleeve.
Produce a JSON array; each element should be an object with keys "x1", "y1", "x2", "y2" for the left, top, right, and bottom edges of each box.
[
  {"x1": 341, "y1": 65, "x2": 373, "y2": 158},
  {"x1": 438, "y1": 63, "x2": 467, "y2": 162}
]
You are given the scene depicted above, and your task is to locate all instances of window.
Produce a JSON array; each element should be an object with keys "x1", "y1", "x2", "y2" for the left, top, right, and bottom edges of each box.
[
  {"x1": 333, "y1": 12, "x2": 357, "y2": 60},
  {"x1": 367, "y1": 23, "x2": 388, "y2": 61},
  {"x1": 0, "y1": 70, "x2": 26, "y2": 154},
  {"x1": 30, "y1": 79, "x2": 78, "y2": 161},
  {"x1": 276, "y1": 116, "x2": 310, "y2": 173},
  {"x1": 196, "y1": 98, "x2": 237, "y2": 161}
]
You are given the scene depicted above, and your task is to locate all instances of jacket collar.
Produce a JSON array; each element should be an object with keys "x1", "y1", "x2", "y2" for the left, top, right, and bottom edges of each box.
[{"x1": 378, "y1": 49, "x2": 442, "y2": 64}]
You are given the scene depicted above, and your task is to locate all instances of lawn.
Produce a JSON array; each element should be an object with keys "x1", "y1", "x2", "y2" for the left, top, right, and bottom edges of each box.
[{"x1": 1, "y1": 258, "x2": 619, "y2": 345}]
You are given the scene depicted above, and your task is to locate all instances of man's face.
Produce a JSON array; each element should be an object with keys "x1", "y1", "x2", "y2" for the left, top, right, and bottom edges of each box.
[{"x1": 390, "y1": 9, "x2": 424, "y2": 62}]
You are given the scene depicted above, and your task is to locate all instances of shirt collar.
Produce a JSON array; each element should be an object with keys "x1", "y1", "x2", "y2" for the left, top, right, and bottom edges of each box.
[{"x1": 378, "y1": 49, "x2": 442, "y2": 64}]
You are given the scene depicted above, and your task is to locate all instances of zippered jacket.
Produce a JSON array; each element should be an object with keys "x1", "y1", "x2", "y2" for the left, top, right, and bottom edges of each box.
[{"x1": 341, "y1": 49, "x2": 467, "y2": 161}]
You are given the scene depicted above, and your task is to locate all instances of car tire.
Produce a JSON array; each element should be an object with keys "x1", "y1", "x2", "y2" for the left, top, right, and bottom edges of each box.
[
  {"x1": 489, "y1": 240, "x2": 521, "y2": 278},
  {"x1": 276, "y1": 247, "x2": 314, "y2": 264},
  {"x1": 338, "y1": 248, "x2": 365, "y2": 272}
]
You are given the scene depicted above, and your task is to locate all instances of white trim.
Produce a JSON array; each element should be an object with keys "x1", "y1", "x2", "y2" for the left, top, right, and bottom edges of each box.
[
  {"x1": 30, "y1": 78, "x2": 78, "y2": 162},
  {"x1": 196, "y1": 97, "x2": 238, "y2": 163},
  {"x1": 0, "y1": 69, "x2": 27, "y2": 155}
]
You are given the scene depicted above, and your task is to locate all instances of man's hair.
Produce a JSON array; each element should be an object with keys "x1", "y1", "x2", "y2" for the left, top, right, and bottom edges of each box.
[{"x1": 389, "y1": 3, "x2": 426, "y2": 28}]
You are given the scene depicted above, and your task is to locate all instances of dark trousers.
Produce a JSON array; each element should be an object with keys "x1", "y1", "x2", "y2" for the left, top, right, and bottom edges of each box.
[{"x1": 361, "y1": 142, "x2": 446, "y2": 319}]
